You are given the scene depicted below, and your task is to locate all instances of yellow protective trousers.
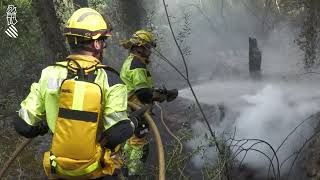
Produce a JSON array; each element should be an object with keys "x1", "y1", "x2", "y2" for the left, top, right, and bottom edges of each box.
[{"x1": 123, "y1": 95, "x2": 149, "y2": 175}]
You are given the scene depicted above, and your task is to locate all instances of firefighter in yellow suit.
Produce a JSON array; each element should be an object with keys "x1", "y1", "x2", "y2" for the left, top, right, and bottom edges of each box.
[
  {"x1": 13, "y1": 8, "x2": 147, "y2": 180},
  {"x1": 120, "y1": 30, "x2": 160, "y2": 178}
]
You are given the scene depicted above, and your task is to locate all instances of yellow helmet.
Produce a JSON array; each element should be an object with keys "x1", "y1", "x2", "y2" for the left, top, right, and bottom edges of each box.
[
  {"x1": 64, "y1": 8, "x2": 111, "y2": 40},
  {"x1": 120, "y1": 29, "x2": 156, "y2": 49}
]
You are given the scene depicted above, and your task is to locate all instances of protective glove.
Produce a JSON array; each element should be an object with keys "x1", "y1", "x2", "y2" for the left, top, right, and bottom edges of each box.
[
  {"x1": 135, "y1": 88, "x2": 153, "y2": 104},
  {"x1": 134, "y1": 117, "x2": 149, "y2": 138},
  {"x1": 14, "y1": 116, "x2": 48, "y2": 138},
  {"x1": 38, "y1": 120, "x2": 49, "y2": 136},
  {"x1": 129, "y1": 105, "x2": 150, "y2": 138}
]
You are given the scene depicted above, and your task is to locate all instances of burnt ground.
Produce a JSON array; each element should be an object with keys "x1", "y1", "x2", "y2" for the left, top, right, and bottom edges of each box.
[
  {"x1": 145, "y1": 97, "x2": 227, "y2": 179},
  {"x1": 148, "y1": 97, "x2": 320, "y2": 180},
  {"x1": 297, "y1": 121, "x2": 320, "y2": 180}
]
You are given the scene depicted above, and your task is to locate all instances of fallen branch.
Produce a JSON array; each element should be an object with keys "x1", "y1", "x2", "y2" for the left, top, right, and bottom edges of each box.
[{"x1": 0, "y1": 138, "x2": 33, "y2": 178}]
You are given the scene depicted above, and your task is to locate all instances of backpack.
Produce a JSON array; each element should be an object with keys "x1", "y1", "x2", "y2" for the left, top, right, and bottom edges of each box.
[{"x1": 43, "y1": 59, "x2": 122, "y2": 179}]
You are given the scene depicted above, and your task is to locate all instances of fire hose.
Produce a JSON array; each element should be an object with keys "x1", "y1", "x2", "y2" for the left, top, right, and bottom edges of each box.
[
  {"x1": 0, "y1": 103, "x2": 166, "y2": 180},
  {"x1": 128, "y1": 101, "x2": 165, "y2": 180},
  {"x1": 0, "y1": 138, "x2": 33, "y2": 178},
  {"x1": 0, "y1": 86, "x2": 178, "y2": 179}
]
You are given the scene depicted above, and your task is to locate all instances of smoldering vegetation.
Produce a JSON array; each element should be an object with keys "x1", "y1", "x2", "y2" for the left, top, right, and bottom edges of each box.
[{"x1": 151, "y1": 0, "x2": 320, "y2": 179}]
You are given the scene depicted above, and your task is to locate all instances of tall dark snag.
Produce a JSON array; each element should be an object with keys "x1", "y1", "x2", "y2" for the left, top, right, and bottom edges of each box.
[
  {"x1": 32, "y1": 0, "x2": 68, "y2": 63},
  {"x1": 119, "y1": 0, "x2": 145, "y2": 36},
  {"x1": 73, "y1": 0, "x2": 88, "y2": 9},
  {"x1": 249, "y1": 37, "x2": 262, "y2": 79}
]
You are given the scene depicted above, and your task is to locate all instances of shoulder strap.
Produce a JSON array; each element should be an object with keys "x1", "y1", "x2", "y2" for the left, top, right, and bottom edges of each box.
[
  {"x1": 96, "y1": 65, "x2": 123, "y2": 86},
  {"x1": 54, "y1": 59, "x2": 96, "y2": 82},
  {"x1": 53, "y1": 61, "x2": 120, "y2": 84}
]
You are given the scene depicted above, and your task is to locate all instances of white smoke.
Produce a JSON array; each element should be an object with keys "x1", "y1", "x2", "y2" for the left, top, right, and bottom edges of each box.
[
  {"x1": 234, "y1": 85, "x2": 319, "y2": 171},
  {"x1": 182, "y1": 82, "x2": 320, "y2": 174},
  {"x1": 186, "y1": 121, "x2": 219, "y2": 168},
  {"x1": 148, "y1": 0, "x2": 320, "y2": 176}
]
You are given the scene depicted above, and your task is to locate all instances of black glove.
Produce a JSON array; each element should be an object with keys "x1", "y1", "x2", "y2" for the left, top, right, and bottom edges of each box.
[
  {"x1": 14, "y1": 115, "x2": 48, "y2": 138},
  {"x1": 132, "y1": 117, "x2": 149, "y2": 138},
  {"x1": 100, "y1": 120, "x2": 134, "y2": 149},
  {"x1": 129, "y1": 105, "x2": 150, "y2": 138},
  {"x1": 38, "y1": 120, "x2": 49, "y2": 136},
  {"x1": 135, "y1": 88, "x2": 153, "y2": 104}
]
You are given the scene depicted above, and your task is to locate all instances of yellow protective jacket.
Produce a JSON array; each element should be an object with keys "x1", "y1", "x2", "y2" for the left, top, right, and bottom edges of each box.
[
  {"x1": 120, "y1": 54, "x2": 153, "y2": 175},
  {"x1": 18, "y1": 54, "x2": 128, "y2": 134},
  {"x1": 120, "y1": 54, "x2": 154, "y2": 95}
]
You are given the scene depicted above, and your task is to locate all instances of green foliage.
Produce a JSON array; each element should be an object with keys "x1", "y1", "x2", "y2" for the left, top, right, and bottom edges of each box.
[
  {"x1": 0, "y1": 3, "x2": 46, "y2": 179},
  {"x1": 200, "y1": 136, "x2": 233, "y2": 180},
  {"x1": 294, "y1": 0, "x2": 320, "y2": 70},
  {"x1": 177, "y1": 12, "x2": 192, "y2": 57},
  {"x1": 279, "y1": 0, "x2": 305, "y2": 18},
  {"x1": 164, "y1": 129, "x2": 193, "y2": 179},
  {"x1": 54, "y1": 0, "x2": 74, "y2": 27},
  {"x1": 88, "y1": 0, "x2": 107, "y2": 11},
  {"x1": 279, "y1": 0, "x2": 320, "y2": 69}
]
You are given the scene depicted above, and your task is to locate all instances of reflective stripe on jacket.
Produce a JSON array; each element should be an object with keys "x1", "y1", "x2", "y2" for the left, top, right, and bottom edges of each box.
[{"x1": 120, "y1": 54, "x2": 154, "y2": 94}]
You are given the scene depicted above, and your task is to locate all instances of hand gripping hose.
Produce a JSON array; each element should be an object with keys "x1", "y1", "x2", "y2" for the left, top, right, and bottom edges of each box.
[{"x1": 128, "y1": 101, "x2": 166, "y2": 180}]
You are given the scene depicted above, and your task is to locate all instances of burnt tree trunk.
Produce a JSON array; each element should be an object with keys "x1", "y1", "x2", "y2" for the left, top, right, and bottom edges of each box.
[
  {"x1": 249, "y1": 37, "x2": 262, "y2": 79},
  {"x1": 32, "y1": 0, "x2": 68, "y2": 63},
  {"x1": 303, "y1": 0, "x2": 320, "y2": 69},
  {"x1": 102, "y1": 0, "x2": 146, "y2": 69},
  {"x1": 119, "y1": 0, "x2": 145, "y2": 36},
  {"x1": 73, "y1": 0, "x2": 88, "y2": 9}
]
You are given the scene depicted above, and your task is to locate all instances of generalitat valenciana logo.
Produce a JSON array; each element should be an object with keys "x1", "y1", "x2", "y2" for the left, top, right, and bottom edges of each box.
[{"x1": 5, "y1": 5, "x2": 18, "y2": 38}]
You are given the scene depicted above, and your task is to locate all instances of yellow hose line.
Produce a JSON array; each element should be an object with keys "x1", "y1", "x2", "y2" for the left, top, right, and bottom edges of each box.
[
  {"x1": 155, "y1": 102, "x2": 183, "y2": 154},
  {"x1": 128, "y1": 102, "x2": 166, "y2": 180},
  {"x1": 155, "y1": 102, "x2": 187, "y2": 179},
  {"x1": 1, "y1": 103, "x2": 166, "y2": 180}
]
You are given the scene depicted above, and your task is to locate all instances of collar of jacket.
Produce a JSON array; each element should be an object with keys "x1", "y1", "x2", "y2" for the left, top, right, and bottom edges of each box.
[
  {"x1": 65, "y1": 54, "x2": 102, "y2": 69},
  {"x1": 130, "y1": 53, "x2": 149, "y2": 65},
  {"x1": 67, "y1": 54, "x2": 101, "y2": 64},
  {"x1": 55, "y1": 54, "x2": 103, "y2": 74}
]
